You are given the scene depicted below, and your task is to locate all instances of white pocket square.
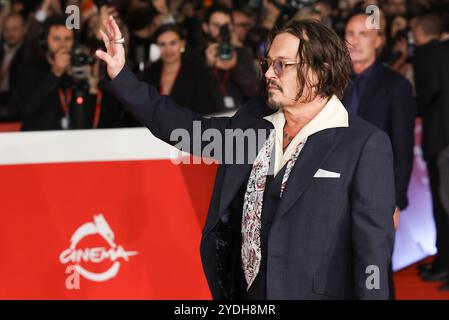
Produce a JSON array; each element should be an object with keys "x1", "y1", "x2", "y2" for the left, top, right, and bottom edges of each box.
[{"x1": 313, "y1": 168, "x2": 341, "y2": 178}]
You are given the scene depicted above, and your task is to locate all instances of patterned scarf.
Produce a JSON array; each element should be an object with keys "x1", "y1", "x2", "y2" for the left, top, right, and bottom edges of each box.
[{"x1": 241, "y1": 129, "x2": 307, "y2": 289}]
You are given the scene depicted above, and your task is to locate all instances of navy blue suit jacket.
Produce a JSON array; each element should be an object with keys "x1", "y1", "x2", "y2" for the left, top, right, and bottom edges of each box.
[
  {"x1": 342, "y1": 61, "x2": 415, "y2": 210},
  {"x1": 105, "y1": 65, "x2": 396, "y2": 300}
]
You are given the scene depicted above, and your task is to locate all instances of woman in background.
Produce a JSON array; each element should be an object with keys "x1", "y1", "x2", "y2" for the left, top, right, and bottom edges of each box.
[{"x1": 144, "y1": 23, "x2": 194, "y2": 108}]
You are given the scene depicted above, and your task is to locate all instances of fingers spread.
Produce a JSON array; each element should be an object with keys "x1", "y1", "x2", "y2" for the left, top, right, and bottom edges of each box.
[{"x1": 95, "y1": 49, "x2": 113, "y2": 66}]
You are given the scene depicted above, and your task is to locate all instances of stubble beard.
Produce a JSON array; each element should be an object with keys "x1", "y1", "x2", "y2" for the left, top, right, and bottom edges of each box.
[{"x1": 267, "y1": 92, "x2": 284, "y2": 110}]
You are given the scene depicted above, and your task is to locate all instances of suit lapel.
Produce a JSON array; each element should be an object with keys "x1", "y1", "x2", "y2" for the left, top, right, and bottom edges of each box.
[
  {"x1": 275, "y1": 127, "x2": 339, "y2": 220},
  {"x1": 218, "y1": 118, "x2": 273, "y2": 215}
]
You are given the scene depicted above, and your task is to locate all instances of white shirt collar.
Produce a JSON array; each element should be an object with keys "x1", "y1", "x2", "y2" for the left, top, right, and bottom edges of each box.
[{"x1": 263, "y1": 95, "x2": 348, "y2": 175}]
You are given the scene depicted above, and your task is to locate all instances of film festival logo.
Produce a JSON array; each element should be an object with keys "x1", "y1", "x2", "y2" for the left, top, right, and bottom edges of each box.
[{"x1": 59, "y1": 214, "x2": 138, "y2": 289}]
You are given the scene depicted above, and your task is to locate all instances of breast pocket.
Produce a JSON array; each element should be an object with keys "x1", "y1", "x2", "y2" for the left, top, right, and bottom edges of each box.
[{"x1": 310, "y1": 176, "x2": 344, "y2": 189}]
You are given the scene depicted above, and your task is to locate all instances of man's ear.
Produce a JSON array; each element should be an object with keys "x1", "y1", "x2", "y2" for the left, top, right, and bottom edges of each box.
[{"x1": 202, "y1": 22, "x2": 209, "y2": 35}]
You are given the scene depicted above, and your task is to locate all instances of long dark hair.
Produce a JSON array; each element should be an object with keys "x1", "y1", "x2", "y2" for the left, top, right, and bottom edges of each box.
[
  {"x1": 267, "y1": 19, "x2": 352, "y2": 102},
  {"x1": 152, "y1": 23, "x2": 186, "y2": 44}
]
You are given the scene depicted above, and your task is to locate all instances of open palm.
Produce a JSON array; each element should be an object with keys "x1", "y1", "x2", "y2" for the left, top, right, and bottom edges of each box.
[{"x1": 95, "y1": 16, "x2": 126, "y2": 80}]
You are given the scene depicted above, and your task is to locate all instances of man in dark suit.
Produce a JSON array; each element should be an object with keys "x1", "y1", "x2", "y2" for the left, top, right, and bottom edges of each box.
[
  {"x1": 343, "y1": 13, "x2": 416, "y2": 228},
  {"x1": 412, "y1": 14, "x2": 449, "y2": 287},
  {"x1": 0, "y1": 12, "x2": 26, "y2": 121},
  {"x1": 97, "y1": 16, "x2": 396, "y2": 299}
]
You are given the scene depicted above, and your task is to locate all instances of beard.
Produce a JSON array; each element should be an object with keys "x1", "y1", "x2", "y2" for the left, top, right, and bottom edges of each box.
[
  {"x1": 266, "y1": 79, "x2": 284, "y2": 110},
  {"x1": 267, "y1": 93, "x2": 284, "y2": 110}
]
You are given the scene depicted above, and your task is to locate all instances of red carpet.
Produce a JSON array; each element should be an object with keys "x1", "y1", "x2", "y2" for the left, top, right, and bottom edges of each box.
[{"x1": 395, "y1": 257, "x2": 449, "y2": 300}]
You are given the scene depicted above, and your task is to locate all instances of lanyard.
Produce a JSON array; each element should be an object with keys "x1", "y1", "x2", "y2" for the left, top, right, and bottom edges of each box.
[
  {"x1": 58, "y1": 88, "x2": 72, "y2": 116},
  {"x1": 58, "y1": 89, "x2": 103, "y2": 128},
  {"x1": 212, "y1": 68, "x2": 230, "y2": 96}
]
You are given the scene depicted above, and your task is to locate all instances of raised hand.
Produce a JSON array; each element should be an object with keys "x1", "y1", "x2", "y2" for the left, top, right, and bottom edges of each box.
[{"x1": 95, "y1": 16, "x2": 125, "y2": 80}]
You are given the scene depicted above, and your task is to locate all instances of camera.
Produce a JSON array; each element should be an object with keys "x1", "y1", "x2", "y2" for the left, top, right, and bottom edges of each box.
[
  {"x1": 218, "y1": 24, "x2": 233, "y2": 61},
  {"x1": 70, "y1": 45, "x2": 95, "y2": 82},
  {"x1": 65, "y1": 45, "x2": 96, "y2": 129}
]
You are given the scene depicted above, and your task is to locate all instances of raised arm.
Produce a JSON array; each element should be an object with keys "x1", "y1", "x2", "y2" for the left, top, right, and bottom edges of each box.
[{"x1": 95, "y1": 16, "x2": 232, "y2": 156}]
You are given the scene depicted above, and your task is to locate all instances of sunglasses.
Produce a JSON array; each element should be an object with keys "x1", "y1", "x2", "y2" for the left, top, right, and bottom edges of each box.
[{"x1": 260, "y1": 57, "x2": 300, "y2": 77}]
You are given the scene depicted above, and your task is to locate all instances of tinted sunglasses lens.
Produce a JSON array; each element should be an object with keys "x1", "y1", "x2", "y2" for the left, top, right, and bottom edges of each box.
[{"x1": 273, "y1": 59, "x2": 283, "y2": 77}]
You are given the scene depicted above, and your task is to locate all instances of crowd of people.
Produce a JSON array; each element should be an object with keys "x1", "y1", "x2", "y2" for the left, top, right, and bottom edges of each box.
[
  {"x1": 1, "y1": 0, "x2": 449, "y2": 294},
  {"x1": 0, "y1": 0, "x2": 445, "y2": 128}
]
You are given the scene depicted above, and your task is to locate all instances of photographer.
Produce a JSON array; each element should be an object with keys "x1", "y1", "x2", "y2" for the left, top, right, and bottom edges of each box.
[
  {"x1": 10, "y1": 15, "x2": 73, "y2": 130},
  {"x1": 186, "y1": 4, "x2": 257, "y2": 115},
  {"x1": 11, "y1": 15, "x2": 122, "y2": 130}
]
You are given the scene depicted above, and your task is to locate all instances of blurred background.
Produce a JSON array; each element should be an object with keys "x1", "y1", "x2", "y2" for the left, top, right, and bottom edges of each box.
[{"x1": 0, "y1": 0, "x2": 449, "y2": 300}]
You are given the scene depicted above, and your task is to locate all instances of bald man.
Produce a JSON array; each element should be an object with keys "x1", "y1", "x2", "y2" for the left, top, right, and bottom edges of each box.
[{"x1": 343, "y1": 13, "x2": 415, "y2": 227}]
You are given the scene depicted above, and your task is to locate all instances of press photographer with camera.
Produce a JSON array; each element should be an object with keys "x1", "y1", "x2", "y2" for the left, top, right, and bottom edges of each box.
[
  {"x1": 10, "y1": 15, "x2": 123, "y2": 130},
  {"x1": 186, "y1": 4, "x2": 258, "y2": 115}
]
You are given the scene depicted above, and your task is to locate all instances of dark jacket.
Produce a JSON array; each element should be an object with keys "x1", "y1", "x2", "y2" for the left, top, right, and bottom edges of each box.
[
  {"x1": 342, "y1": 60, "x2": 415, "y2": 210},
  {"x1": 144, "y1": 57, "x2": 196, "y2": 109},
  {"x1": 105, "y1": 65, "x2": 396, "y2": 300},
  {"x1": 0, "y1": 42, "x2": 24, "y2": 93},
  {"x1": 413, "y1": 40, "x2": 449, "y2": 160},
  {"x1": 0, "y1": 43, "x2": 25, "y2": 120}
]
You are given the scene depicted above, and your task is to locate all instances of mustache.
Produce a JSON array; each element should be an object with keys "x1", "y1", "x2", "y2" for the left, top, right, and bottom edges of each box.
[{"x1": 266, "y1": 80, "x2": 283, "y2": 92}]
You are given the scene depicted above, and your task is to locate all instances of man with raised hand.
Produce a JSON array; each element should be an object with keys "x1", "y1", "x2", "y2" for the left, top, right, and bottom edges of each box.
[{"x1": 96, "y1": 16, "x2": 395, "y2": 300}]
